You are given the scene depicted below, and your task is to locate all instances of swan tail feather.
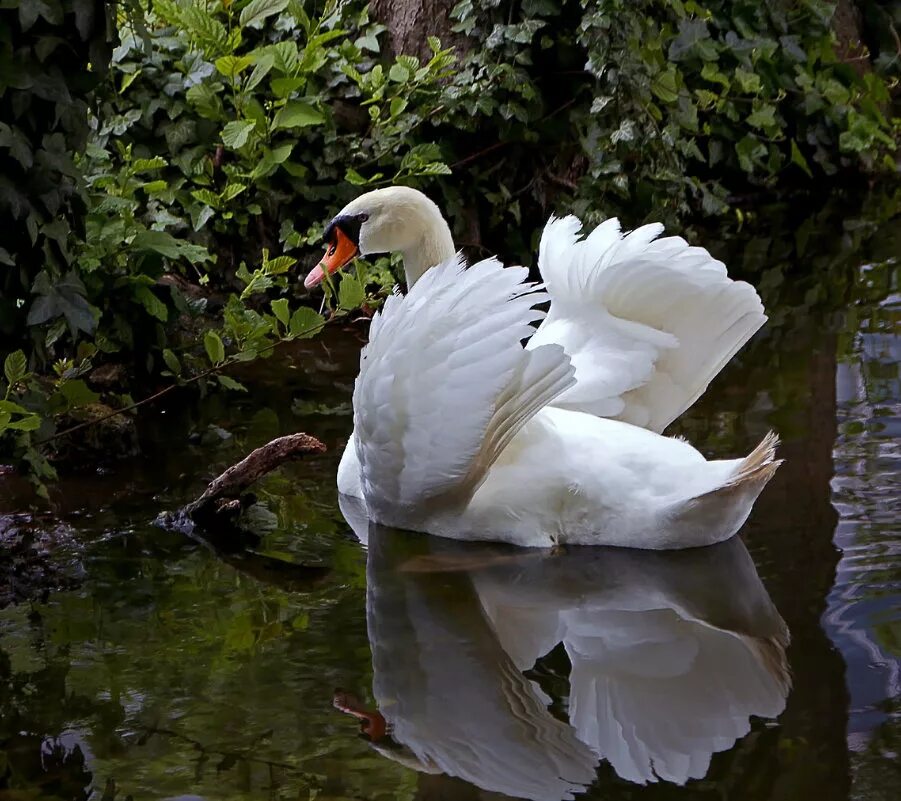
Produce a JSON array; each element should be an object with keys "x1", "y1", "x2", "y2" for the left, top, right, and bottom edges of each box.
[{"x1": 662, "y1": 433, "x2": 782, "y2": 545}]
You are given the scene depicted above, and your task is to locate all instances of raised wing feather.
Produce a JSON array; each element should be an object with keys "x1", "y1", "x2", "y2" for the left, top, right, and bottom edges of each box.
[
  {"x1": 354, "y1": 255, "x2": 575, "y2": 521},
  {"x1": 530, "y1": 216, "x2": 766, "y2": 432}
]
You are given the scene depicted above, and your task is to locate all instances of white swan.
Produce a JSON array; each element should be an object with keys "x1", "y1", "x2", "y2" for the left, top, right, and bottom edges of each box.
[
  {"x1": 335, "y1": 508, "x2": 790, "y2": 796},
  {"x1": 306, "y1": 187, "x2": 781, "y2": 549}
]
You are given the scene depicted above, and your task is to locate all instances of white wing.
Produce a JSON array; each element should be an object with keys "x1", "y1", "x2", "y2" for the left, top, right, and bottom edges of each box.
[
  {"x1": 354, "y1": 254, "x2": 575, "y2": 519},
  {"x1": 529, "y1": 216, "x2": 766, "y2": 432}
]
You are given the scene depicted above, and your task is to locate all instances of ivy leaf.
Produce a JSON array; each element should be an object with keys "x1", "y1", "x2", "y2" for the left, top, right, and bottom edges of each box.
[
  {"x1": 345, "y1": 168, "x2": 369, "y2": 185},
  {"x1": 204, "y1": 331, "x2": 226, "y2": 365},
  {"x1": 289, "y1": 307, "x2": 324, "y2": 338},
  {"x1": 27, "y1": 271, "x2": 97, "y2": 336},
  {"x1": 651, "y1": 69, "x2": 680, "y2": 104},
  {"x1": 272, "y1": 101, "x2": 324, "y2": 129},
  {"x1": 240, "y1": 0, "x2": 289, "y2": 29},
  {"x1": 0, "y1": 123, "x2": 34, "y2": 169},
  {"x1": 734, "y1": 68, "x2": 761, "y2": 94},
  {"x1": 700, "y1": 62, "x2": 730, "y2": 88},
  {"x1": 735, "y1": 135, "x2": 767, "y2": 172},
  {"x1": 4, "y1": 350, "x2": 28, "y2": 388},
  {"x1": 221, "y1": 120, "x2": 257, "y2": 149},
  {"x1": 790, "y1": 139, "x2": 813, "y2": 177},
  {"x1": 747, "y1": 105, "x2": 776, "y2": 129}
]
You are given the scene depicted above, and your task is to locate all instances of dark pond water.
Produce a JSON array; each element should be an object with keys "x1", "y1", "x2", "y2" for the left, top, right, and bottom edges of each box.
[{"x1": 1, "y1": 197, "x2": 899, "y2": 801}]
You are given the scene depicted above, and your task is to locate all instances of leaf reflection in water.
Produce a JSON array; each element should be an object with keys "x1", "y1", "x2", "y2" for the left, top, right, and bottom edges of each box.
[{"x1": 339, "y1": 494, "x2": 790, "y2": 798}]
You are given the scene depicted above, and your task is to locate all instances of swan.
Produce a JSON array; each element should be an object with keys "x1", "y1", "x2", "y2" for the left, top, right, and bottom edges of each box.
[
  {"x1": 305, "y1": 186, "x2": 781, "y2": 549},
  {"x1": 334, "y1": 508, "x2": 790, "y2": 796}
]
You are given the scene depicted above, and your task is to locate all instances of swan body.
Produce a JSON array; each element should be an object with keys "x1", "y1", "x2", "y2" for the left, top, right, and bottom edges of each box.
[{"x1": 313, "y1": 187, "x2": 780, "y2": 549}]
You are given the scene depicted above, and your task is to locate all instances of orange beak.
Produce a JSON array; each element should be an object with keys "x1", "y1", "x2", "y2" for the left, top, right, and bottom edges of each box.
[{"x1": 304, "y1": 227, "x2": 359, "y2": 290}]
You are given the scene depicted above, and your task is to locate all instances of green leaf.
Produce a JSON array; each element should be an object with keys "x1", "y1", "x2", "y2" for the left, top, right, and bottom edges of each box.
[
  {"x1": 4, "y1": 350, "x2": 28, "y2": 387},
  {"x1": 338, "y1": 273, "x2": 366, "y2": 311},
  {"x1": 204, "y1": 331, "x2": 226, "y2": 365},
  {"x1": 217, "y1": 375, "x2": 248, "y2": 392},
  {"x1": 132, "y1": 156, "x2": 167, "y2": 173},
  {"x1": 192, "y1": 188, "x2": 220, "y2": 208},
  {"x1": 389, "y1": 63, "x2": 410, "y2": 83},
  {"x1": 390, "y1": 96, "x2": 408, "y2": 117},
  {"x1": 58, "y1": 379, "x2": 100, "y2": 408},
  {"x1": 270, "y1": 76, "x2": 305, "y2": 97},
  {"x1": 162, "y1": 348, "x2": 182, "y2": 376},
  {"x1": 270, "y1": 298, "x2": 290, "y2": 327},
  {"x1": 186, "y1": 83, "x2": 224, "y2": 120},
  {"x1": 651, "y1": 69, "x2": 680, "y2": 104},
  {"x1": 221, "y1": 120, "x2": 257, "y2": 148},
  {"x1": 734, "y1": 68, "x2": 761, "y2": 94},
  {"x1": 700, "y1": 62, "x2": 730, "y2": 87},
  {"x1": 132, "y1": 231, "x2": 211, "y2": 264},
  {"x1": 215, "y1": 55, "x2": 254, "y2": 79},
  {"x1": 6, "y1": 414, "x2": 41, "y2": 431},
  {"x1": 270, "y1": 41, "x2": 299, "y2": 74},
  {"x1": 244, "y1": 56, "x2": 274, "y2": 92},
  {"x1": 747, "y1": 105, "x2": 776, "y2": 129},
  {"x1": 272, "y1": 101, "x2": 324, "y2": 129},
  {"x1": 289, "y1": 307, "x2": 324, "y2": 338},
  {"x1": 345, "y1": 168, "x2": 368, "y2": 185},
  {"x1": 134, "y1": 286, "x2": 168, "y2": 323},
  {"x1": 220, "y1": 183, "x2": 247, "y2": 203},
  {"x1": 240, "y1": 0, "x2": 289, "y2": 29},
  {"x1": 735, "y1": 134, "x2": 767, "y2": 172},
  {"x1": 790, "y1": 139, "x2": 813, "y2": 177},
  {"x1": 264, "y1": 255, "x2": 296, "y2": 274}
]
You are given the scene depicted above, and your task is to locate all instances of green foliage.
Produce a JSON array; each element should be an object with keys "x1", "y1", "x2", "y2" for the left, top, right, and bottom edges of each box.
[
  {"x1": 439, "y1": 0, "x2": 898, "y2": 237},
  {"x1": 0, "y1": 0, "x2": 112, "y2": 348},
  {"x1": 0, "y1": 0, "x2": 453, "y2": 487},
  {"x1": 96, "y1": 0, "x2": 454, "y2": 271}
]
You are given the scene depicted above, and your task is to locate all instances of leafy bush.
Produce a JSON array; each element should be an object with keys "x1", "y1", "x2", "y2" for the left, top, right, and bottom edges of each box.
[
  {"x1": 436, "y1": 0, "x2": 898, "y2": 244},
  {"x1": 1, "y1": 0, "x2": 455, "y2": 489}
]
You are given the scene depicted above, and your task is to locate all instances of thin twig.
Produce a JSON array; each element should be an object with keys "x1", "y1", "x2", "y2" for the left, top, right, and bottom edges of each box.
[
  {"x1": 39, "y1": 322, "x2": 325, "y2": 446},
  {"x1": 450, "y1": 140, "x2": 508, "y2": 169},
  {"x1": 449, "y1": 98, "x2": 579, "y2": 170}
]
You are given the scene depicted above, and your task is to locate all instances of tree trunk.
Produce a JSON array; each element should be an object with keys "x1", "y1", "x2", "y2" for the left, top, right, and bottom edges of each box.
[{"x1": 370, "y1": 0, "x2": 467, "y2": 60}]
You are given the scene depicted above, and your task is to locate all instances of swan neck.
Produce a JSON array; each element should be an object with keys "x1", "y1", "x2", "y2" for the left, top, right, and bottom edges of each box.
[{"x1": 400, "y1": 216, "x2": 455, "y2": 287}]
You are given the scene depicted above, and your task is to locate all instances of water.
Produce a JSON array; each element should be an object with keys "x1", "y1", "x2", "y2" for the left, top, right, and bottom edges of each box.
[{"x1": 0, "y1": 197, "x2": 898, "y2": 800}]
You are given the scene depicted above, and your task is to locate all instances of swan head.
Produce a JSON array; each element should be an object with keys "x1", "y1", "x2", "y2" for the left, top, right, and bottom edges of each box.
[{"x1": 304, "y1": 186, "x2": 455, "y2": 289}]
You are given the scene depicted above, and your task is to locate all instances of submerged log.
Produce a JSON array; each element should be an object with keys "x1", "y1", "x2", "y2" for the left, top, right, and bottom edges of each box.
[{"x1": 185, "y1": 433, "x2": 326, "y2": 527}]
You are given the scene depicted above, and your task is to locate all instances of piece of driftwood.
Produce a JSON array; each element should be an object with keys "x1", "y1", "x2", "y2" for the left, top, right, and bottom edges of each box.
[{"x1": 185, "y1": 433, "x2": 326, "y2": 526}]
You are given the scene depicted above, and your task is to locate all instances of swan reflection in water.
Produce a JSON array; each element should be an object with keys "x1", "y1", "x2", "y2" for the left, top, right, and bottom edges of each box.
[{"x1": 337, "y1": 496, "x2": 791, "y2": 800}]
